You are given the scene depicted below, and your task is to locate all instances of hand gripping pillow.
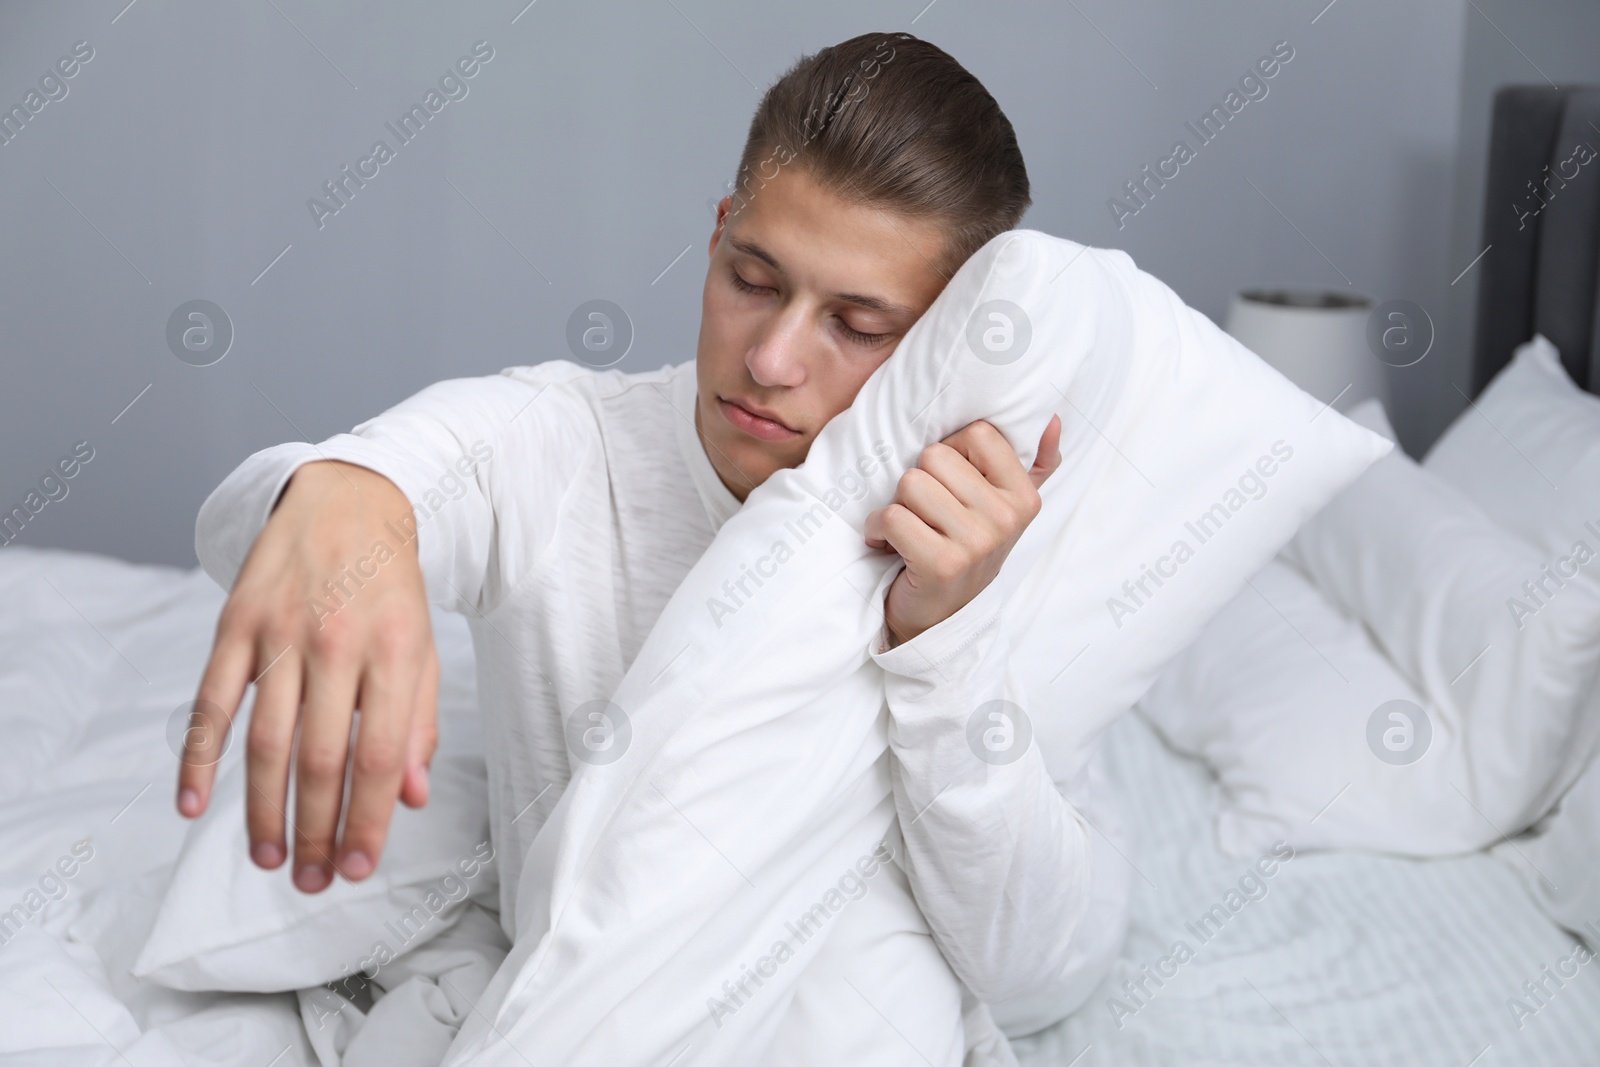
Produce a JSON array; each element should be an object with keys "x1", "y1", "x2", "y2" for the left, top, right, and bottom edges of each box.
[{"x1": 441, "y1": 230, "x2": 1392, "y2": 1066}]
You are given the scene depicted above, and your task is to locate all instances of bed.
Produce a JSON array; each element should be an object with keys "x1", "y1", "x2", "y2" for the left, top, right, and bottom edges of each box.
[
  {"x1": 5, "y1": 546, "x2": 1599, "y2": 1066},
  {"x1": 3, "y1": 85, "x2": 1599, "y2": 1065}
]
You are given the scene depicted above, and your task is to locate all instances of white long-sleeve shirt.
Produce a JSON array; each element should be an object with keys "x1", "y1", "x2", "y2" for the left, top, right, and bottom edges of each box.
[{"x1": 194, "y1": 357, "x2": 1129, "y2": 1042}]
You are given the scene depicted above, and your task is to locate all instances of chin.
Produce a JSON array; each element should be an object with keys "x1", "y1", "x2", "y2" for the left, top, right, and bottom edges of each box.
[{"x1": 727, "y1": 437, "x2": 782, "y2": 481}]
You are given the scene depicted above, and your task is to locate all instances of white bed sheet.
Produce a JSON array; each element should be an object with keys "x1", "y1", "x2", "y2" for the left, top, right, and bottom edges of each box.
[
  {"x1": 1014, "y1": 708, "x2": 1600, "y2": 1066},
  {"x1": 2, "y1": 545, "x2": 1596, "y2": 1065}
]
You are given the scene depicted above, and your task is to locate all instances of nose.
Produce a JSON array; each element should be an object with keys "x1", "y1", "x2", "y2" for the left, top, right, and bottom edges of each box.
[{"x1": 745, "y1": 304, "x2": 810, "y2": 390}]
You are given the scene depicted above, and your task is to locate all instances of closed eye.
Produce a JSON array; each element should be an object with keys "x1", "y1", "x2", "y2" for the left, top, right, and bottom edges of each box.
[
  {"x1": 728, "y1": 266, "x2": 773, "y2": 296},
  {"x1": 730, "y1": 265, "x2": 891, "y2": 346},
  {"x1": 836, "y1": 320, "x2": 891, "y2": 346}
]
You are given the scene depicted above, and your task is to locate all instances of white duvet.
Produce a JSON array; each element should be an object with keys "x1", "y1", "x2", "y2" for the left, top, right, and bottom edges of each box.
[
  {"x1": 438, "y1": 229, "x2": 1389, "y2": 1064},
  {"x1": 3, "y1": 545, "x2": 1599, "y2": 1064}
]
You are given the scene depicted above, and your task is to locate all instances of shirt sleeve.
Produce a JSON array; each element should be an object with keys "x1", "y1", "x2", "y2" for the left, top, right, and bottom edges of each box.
[
  {"x1": 870, "y1": 574, "x2": 1101, "y2": 1035},
  {"x1": 194, "y1": 363, "x2": 596, "y2": 617}
]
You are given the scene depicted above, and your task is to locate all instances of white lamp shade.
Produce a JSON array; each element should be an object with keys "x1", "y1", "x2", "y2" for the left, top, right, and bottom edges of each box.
[{"x1": 1224, "y1": 289, "x2": 1388, "y2": 412}]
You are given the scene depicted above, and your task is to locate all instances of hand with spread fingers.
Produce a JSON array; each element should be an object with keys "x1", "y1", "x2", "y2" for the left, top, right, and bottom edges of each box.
[{"x1": 178, "y1": 460, "x2": 440, "y2": 894}]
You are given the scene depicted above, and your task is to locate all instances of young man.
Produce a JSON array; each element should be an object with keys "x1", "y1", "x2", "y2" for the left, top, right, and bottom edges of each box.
[{"x1": 183, "y1": 31, "x2": 1129, "y2": 1045}]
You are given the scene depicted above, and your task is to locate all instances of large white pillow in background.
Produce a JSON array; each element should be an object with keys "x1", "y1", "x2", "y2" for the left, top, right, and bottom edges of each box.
[
  {"x1": 1280, "y1": 399, "x2": 1600, "y2": 846},
  {"x1": 1421, "y1": 334, "x2": 1600, "y2": 948},
  {"x1": 1137, "y1": 554, "x2": 1463, "y2": 856},
  {"x1": 1144, "y1": 397, "x2": 1600, "y2": 858}
]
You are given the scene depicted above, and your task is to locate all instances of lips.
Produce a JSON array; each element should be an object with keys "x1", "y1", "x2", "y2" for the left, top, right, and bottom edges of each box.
[{"x1": 718, "y1": 395, "x2": 800, "y2": 441}]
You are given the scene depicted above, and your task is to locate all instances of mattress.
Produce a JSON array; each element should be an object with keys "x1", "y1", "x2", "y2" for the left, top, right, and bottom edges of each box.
[{"x1": 1, "y1": 544, "x2": 1596, "y2": 1064}]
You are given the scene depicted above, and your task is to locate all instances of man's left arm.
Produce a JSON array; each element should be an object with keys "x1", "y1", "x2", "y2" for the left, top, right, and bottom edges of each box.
[
  {"x1": 872, "y1": 587, "x2": 1099, "y2": 1027},
  {"x1": 864, "y1": 414, "x2": 1107, "y2": 1032}
]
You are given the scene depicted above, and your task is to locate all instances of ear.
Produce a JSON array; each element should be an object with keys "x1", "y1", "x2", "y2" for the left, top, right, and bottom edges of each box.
[{"x1": 708, "y1": 197, "x2": 733, "y2": 257}]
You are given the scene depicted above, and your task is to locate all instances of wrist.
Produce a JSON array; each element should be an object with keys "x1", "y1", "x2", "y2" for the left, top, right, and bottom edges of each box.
[
  {"x1": 883, "y1": 602, "x2": 927, "y2": 651},
  {"x1": 286, "y1": 461, "x2": 406, "y2": 508},
  {"x1": 885, "y1": 618, "x2": 908, "y2": 650},
  {"x1": 874, "y1": 580, "x2": 1007, "y2": 678},
  {"x1": 279, "y1": 461, "x2": 419, "y2": 556},
  {"x1": 287, "y1": 459, "x2": 391, "y2": 491}
]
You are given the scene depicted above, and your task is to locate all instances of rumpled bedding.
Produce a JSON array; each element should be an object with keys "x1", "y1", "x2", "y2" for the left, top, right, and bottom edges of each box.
[{"x1": 5, "y1": 542, "x2": 1598, "y2": 1065}]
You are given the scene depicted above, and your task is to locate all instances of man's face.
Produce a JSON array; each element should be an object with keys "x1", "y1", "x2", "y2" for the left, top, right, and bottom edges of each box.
[{"x1": 694, "y1": 165, "x2": 952, "y2": 501}]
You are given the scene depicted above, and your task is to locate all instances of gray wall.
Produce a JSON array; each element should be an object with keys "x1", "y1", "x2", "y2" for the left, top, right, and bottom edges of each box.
[{"x1": 1, "y1": 0, "x2": 1485, "y2": 568}]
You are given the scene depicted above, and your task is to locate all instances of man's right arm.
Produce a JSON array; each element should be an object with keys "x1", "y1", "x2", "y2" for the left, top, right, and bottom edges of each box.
[{"x1": 182, "y1": 366, "x2": 587, "y2": 896}]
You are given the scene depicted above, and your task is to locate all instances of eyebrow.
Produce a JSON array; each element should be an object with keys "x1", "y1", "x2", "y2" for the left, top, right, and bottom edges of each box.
[{"x1": 727, "y1": 236, "x2": 918, "y2": 318}]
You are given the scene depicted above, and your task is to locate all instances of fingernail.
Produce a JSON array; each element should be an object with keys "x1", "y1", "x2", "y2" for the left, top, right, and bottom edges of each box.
[
  {"x1": 339, "y1": 850, "x2": 373, "y2": 880},
  {"x1": 178, "y1": 788, "x2": 201, "y2": 816},
  {"x1": 252, "y1": 841, "x2": 285, "y2": 868},
  {"x1": 294, "y1": 865, "x2": 331, "y2": 892}
]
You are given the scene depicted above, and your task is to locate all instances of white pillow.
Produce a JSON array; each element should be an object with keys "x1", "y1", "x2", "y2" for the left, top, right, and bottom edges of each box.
[
  {"x1": 1422, "y1": 333, "x2": 1600, "y2": 822},
  {"x1": 987, "y1": 247, "x2": 1399, "y2": 780},
  {"x1": 1423, "y1": 334, "x2": 1600, "y2": 565},
  {"x1": 1280, "y1": 398, "x2": 1600, "y2": 844},
  {"x1": 1144, "y1": 397, "x2": 1600, "y2": 857},
  {"x1": 1421, "y1": 334, "x2": 1600, "y2": 946},
  {"x1": 132, "y1": 753, "x2": 494, "y2": 992},
  {"x1": 1138, "y1": 554, "x2": 1471, "y2": 856},
  {"x1": 134, "y1": 610, "x2": 495, "y2": 993}
]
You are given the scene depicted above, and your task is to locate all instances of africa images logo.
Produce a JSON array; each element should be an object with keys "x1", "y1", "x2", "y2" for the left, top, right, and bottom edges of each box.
[
  {"x1": 1107, "y1": 40, "x2": 1295, "y2": 229},
  {"x1": 307, "y1": 41, "x2": 496, "y2": 231},
  {"x1": 1106, "y1": 441, "x2": 1295, "y2": 629}
]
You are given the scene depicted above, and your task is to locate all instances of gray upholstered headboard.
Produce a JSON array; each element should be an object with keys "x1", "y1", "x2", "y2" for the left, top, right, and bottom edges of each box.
[{"x1": 1471, "y1": 85, "x2": 1600, "y2": 397}]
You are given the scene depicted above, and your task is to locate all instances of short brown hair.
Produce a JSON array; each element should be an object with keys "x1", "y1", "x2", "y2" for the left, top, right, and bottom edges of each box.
[{"x1": 731, "y1": 32, "x2": 1031, "y2": 280}]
